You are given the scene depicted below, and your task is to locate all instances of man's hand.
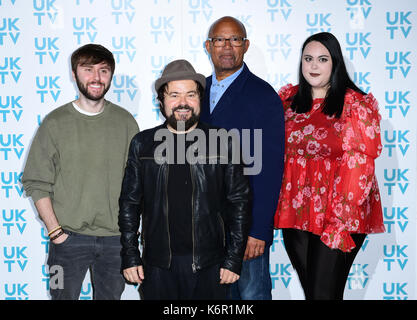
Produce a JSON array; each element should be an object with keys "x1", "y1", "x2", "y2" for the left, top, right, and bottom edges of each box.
[
  {"x1": 220, "y1": 268, "x2": 240, "y2": 284},
  {"x1": 123, "y1": 265, "x2": 144, "y2": 284},
  {"x1": 52, "y1": 232, "x2": 68, "y2": 244},
  {"x1": 243, "y1": 236, "x2": 265, "y2": 261}
]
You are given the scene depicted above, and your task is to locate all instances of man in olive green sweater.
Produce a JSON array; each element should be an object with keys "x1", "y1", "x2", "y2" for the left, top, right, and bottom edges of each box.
[{"x1": 22, "y1": 44, "x2": 139, "y2": 300}]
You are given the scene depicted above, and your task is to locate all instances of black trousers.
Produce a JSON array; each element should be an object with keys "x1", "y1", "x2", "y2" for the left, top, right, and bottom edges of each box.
[
  {"x1": 140, "y1": 255, "x2": 228, "y2": 300},
  {"x1": 282, "y1": 228, "x2": 366, "y2": 300}
]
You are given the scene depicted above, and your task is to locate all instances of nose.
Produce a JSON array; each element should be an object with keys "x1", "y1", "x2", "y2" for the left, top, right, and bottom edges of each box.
[
  {"x1": 92, "y1": 68, "x2": 101, "y2": 81},
  {"x1": 223, "y1": 38, "x2": 233, "y2": 49},
  {"x1": 179, "y1": 94, "x2": 187, "y2": 105}
]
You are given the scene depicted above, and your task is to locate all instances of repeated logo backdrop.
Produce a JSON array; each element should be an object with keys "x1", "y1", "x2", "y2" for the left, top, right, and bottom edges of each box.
[{"x1": 0, "y1": 0, "x2": 415, "y2": 300}]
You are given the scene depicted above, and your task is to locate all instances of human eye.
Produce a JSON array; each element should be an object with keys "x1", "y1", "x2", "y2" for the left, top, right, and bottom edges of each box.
[
  {"x1": 230, "y1": 36, "x2": 241, "y2": 44},
  {"x1": 187, "y1": 92, "x2": 197, "y2": 99},
  {"x1": 303, "y1": 56, "x2": 312, "y2": 62},
  {"x1": 213, "y1": 37, "x2": 225, "y2": 45},
  {"x1": 233, "y1": 36, "x2": 244, "y2": 42},
  {"x1": 319, "y1": 57, "x2": 329, "y2": 62}
]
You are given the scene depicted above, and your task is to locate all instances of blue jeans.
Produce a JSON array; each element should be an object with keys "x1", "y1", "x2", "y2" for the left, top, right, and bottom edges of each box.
[
  {"x1": 229, "y1": 249, "x2": 272, "y2": 300},
  {"x1": 47, "y1": 231, "x2": 125, "y2": 300}
]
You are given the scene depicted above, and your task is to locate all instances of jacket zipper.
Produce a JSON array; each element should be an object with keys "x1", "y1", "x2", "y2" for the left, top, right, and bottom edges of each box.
[
  {"x1": 189, "y1": 165, "x2": 197, "y2": 273},
  {"x1": 165, "y1": 164, "x2": 172, "y2": 268}
]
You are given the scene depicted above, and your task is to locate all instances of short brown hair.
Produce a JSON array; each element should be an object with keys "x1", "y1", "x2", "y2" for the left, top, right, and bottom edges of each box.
[{"x1": 71, "y1": 43, "x2": 115, "y2": 75}]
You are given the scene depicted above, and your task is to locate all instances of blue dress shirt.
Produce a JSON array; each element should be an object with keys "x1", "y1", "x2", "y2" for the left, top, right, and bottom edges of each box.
[{"x1": 209, "y1": 64, "x2": 244, "y2": 113}]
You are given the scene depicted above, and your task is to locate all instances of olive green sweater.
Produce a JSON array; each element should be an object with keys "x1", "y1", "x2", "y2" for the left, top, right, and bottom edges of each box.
[{"x1": 22, "y1": 101, "x2": 139, "y2": 236}]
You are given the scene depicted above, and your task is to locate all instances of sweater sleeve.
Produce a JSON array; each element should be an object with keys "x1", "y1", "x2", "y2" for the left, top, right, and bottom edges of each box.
[
  {"x1": 320, "y1": 92, "x2": 383, "y2": 252},
  {"x1": 128, "y1": 116, "x2": 140, "y2": 141},
  {"x1": 22, "y1": 120, "x2": 59, "y2": 203}
]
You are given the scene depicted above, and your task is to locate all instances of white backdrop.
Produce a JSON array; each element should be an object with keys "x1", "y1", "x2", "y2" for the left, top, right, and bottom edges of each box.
[{"x1": 0, "y1": 0, "x2": 415, "y2": 300}]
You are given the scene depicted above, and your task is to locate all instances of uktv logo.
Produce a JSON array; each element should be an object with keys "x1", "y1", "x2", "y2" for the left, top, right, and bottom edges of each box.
[{"x1": 0, "y1": 17, "x2": 20, "y2": 46}]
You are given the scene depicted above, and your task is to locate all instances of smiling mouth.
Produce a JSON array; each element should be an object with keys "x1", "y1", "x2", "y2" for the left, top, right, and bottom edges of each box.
[
  {"x1": 310, "y1": 73, "x2": 320, "y2": 77},
  {"x1": 88, "y1": 82, "x2": 103, "y2": 90},
  {"x1": 175, "y1": 109, "x2": 190, "y2": 114},
  {"x1": 173, "y1": 107, "x2": 193, "y2": 117}
]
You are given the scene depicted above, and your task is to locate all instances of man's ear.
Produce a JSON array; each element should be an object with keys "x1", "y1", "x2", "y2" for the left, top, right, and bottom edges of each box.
[
  {"x1": 243, "y1": 39, "x2": 250, "y2": 54},
  {"x1": 204, "y1": 40, "x2": 211, "y2": 55}
]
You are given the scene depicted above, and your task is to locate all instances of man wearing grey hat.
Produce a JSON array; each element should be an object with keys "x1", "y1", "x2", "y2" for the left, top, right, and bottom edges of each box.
[{"x1": 118, "y1": 59, "x2": 251, "y2": 299}]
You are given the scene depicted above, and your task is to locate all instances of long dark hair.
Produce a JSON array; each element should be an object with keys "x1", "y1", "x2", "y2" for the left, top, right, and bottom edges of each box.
[{"x1": 292, "y1": 32, "x2": 365, "y2": 118}]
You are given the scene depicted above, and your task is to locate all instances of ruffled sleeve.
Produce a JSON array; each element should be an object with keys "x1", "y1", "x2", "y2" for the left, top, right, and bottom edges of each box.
[
  {"x1": 278, "y1": 84, "x2": 298, "y2": 102},
  {"x1": 320, "y1": 91, "x2": 383, "y2": 252}
]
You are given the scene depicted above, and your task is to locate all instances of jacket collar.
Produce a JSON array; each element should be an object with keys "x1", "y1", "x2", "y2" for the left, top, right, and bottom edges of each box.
[{"x1": 205, "y1": 63, "x2": 251, "y2": 117}]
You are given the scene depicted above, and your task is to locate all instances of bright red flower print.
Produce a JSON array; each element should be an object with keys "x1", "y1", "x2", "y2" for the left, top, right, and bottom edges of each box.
[{"x1": 274, "y1": 84, "x2": 385, "y2": 252}]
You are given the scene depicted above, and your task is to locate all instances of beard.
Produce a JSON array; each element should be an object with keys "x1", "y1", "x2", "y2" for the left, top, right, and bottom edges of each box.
[
  {"x1": 75, "y1": 75, "x2": 110, "y2": 101},
  {"x1": 162, "y1": 104, "x2": 200, "y2": 132}
]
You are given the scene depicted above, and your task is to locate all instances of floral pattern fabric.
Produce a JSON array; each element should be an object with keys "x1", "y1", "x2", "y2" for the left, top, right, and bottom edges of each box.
[{"x1": 274, "y1": 84, "x2": 385, "y2": 252}]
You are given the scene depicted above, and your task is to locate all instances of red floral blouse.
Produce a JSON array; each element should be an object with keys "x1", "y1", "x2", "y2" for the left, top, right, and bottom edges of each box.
[{"x1": 274, "y1": 84, "x2": 385, "y2": 252}]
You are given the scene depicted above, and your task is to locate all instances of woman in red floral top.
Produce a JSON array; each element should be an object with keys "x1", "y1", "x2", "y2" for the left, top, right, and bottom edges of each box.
[{"x1": 274, "y1": 32, "x2": 385, "y2": 300}]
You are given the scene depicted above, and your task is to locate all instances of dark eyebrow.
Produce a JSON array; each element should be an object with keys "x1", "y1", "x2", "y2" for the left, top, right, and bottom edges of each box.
[
  {"x1": 168, "y1": 90, "x2": 197, "y2": 94},
  {"x1": 303, "y1": 54, "x2": 330, "y2": 58},
  {"x1": 79, "y1": 63, "x2": 111, "y2": 69}
]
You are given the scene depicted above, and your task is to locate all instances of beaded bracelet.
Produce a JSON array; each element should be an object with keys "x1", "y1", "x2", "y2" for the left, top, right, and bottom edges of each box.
[{"x1": 50, "y1": 230, "x2": 65, "y2": 241}]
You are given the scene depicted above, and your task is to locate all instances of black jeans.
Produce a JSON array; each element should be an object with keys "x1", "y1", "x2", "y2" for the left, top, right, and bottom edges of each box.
[
  {"x1": 282, "y1": 228, "x2": 366, "y2": 300},
  {"x1": 140, "y1": 255, "x2": 228, "y2": 300},
  {"x1": 47, "y1": 231, "x2": 125, "y2": 300}
]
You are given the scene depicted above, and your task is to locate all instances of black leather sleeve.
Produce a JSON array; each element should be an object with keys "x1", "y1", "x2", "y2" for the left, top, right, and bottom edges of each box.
[
  {"x1": 118, "y1": 135, "x2": 143, "y2": 271},
  {"x1": 221, "y1": 137, "x2": 251, "y2": 275}
]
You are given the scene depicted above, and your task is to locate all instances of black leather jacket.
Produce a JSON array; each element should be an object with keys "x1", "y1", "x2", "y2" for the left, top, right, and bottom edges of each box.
[{"x1": 118, "y1": 122, "x2": 251, "y2": 275}]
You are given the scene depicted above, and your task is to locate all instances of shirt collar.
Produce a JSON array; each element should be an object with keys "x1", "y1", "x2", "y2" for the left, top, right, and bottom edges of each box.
[{"x1": 212, "y1": 63, "x2": 245, "y2": 86}]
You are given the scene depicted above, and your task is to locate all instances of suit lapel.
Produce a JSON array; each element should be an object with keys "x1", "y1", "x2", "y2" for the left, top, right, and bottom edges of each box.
[
  {"x1": 210, "y1": 64, "x2": 250, "y2": 118},
  {"x1": 201, "y1": 75, "x2": 212, "y2": 122}
]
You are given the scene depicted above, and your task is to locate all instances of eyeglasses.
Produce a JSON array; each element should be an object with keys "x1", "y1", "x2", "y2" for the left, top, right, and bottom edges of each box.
[{"x1": 207, "y1": 36, "x2": 247, "y2": 47}]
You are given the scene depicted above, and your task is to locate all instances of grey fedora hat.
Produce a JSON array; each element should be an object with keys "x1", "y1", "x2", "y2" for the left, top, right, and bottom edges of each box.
[{"x1": 155, "y1": 59, "x2": 206, "y2": 91}]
